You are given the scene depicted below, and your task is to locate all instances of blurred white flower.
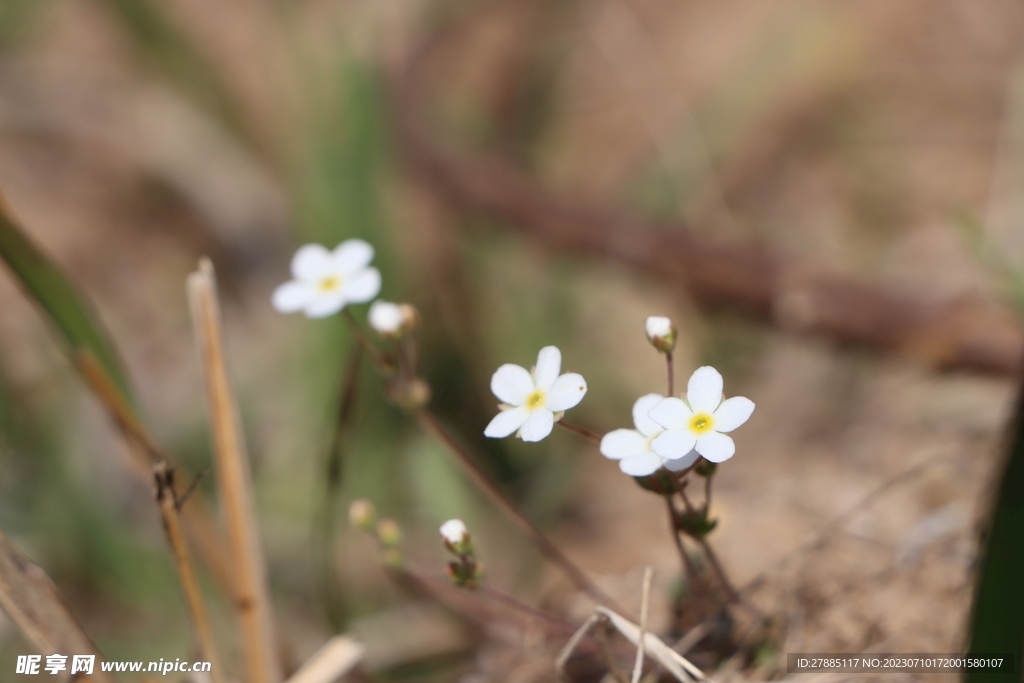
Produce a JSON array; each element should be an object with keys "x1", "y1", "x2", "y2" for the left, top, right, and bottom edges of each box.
[
  {"x1": 272, "y1": 240, "x2": 381, "y2": 318},
  {"x1": 600, "y1": 394, "x2": 699, "y2": 476},
  {"x1": 645, "y1": 316, "x2": 677, "y2": 353},
  {"x1": 440, "y1": 519, "x2": 468, "y2": 545},
  {"x1": 368, "y1": 300, "x2": 403, "y2": 335},
  {"x1": 484, "y1": 346, "x2": 587, "y2": 442},
  {"x1": 648, "y1": 366, "x2": 754, "y2": 463}
]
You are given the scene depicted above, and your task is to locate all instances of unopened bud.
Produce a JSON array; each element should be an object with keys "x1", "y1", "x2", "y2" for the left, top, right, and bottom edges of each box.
[
  {"x1": 376, "y1": 518, "x2": 403, "y2": 547},
  {"x1": 645, "y1": 316, "x2": 677, "y2": 354},
  {"x1": 369, "y1": 301, "x2": 420, "y2": 338},
  {"x1": 695, "y1": 460, "x2": 717, "y2": 478},
  {"x1": 440, "y1": 518, "x2": 474, "y2": 556},
  {"x1": 348, "y1": 499, "x2": 377, "y2": 531},
  {"x1": 391, "y1": 377, "x2": 431, "y2": 410}
]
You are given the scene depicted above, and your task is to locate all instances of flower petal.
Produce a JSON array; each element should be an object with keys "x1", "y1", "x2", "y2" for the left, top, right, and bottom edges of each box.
[
  {"x1": 545, "y1": 373, "x2": 587, "y2": 411},
  {"x1": 490, "y1": 364, "x2": 534, "y2": 405},
  {"x1": 341, "y1": 267, "x2": 381, "y2": 304},
  {"x1": 620, "y1": 451, "x2": 665, "y2": 477},
  {"x1": 533, "y1": 346, "x2": 562, "y2": 391},
  {"x1": 272, "y1": 281, "x2": 316, "y2": 313},
  {"x1": 519, "y1": 408, "x2": 554, "y2": 442},
  {"x1": 647, "y1": 397, "x2": 692, "y2": 431},
  {"x1": 695, "y1": 432, "x2": 735, "y2": 463},
  {"x1": 291, "y1": 244, "x2": 335, "y2": 281},
  {"x1": 664, "y1": 450, "x2": 700, "y2": 471},
  {"x1": 333, "y1": 239, "x2": 374, "y2": 275},
  {"x1": 484, "y1": 406, "x2": 530, "y2": 438},
  {"x1": 650, "y1": 429, "x2": 698, "y2": 459},
  {"x1": 303, "y1": 291, "x2": 348, "y2": 318},
  {"x1": 599, "y1": 429, "x2": 648, "y2": 460},
  {"x1": 687, "y1": 366, "x2": 723, "y2": 414},
  {"x1": 632, "y1": 393, "x2": 665, "y2": 437},
  {"x1": 713, "y1": 396, "x2": 755, "y2": 432}
]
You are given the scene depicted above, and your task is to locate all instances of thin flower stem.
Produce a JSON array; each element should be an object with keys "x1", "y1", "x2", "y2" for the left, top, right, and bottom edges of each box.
[
  {"x1": 666, "y1": 352, "x2": 674, "y2": 397},
  {"x1": 665, "y1": 496, "x2": 696, "y2": 582},
  {"x1": 416, "y1": 410, "x2": 626, "y2": 614},
  {"x1": 556, "y1": 420, "x2": 602, "y2": 444},
  {"x1": 704, "y1": 474, "x2": 713, "y2": 514},
  {"x1": 677, "y1": 487, "x2": 739, "y2": 603},
  {"x1": 341, "y1": 308, "x2": 389, "y2": 372}
]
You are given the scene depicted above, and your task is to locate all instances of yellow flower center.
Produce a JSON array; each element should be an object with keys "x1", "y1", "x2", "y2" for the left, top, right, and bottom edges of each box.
[
  {"x1": 526, "y1": 391, "x2": 545, "y2": 409},
  {"x1": 318, "y1": 275, "x2": 341, "y2": 292},
  {"x1": 690, "y1": 413, "x2": 714, "y2": 433}
]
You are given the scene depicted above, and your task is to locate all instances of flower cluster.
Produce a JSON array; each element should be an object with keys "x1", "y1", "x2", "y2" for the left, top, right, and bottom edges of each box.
[
  {"x1": 274, "y1": 242, "x2": 754, "y2": 483},
  {"x1": 482, "y1": 318, "x2": 753, "y2": 478}
]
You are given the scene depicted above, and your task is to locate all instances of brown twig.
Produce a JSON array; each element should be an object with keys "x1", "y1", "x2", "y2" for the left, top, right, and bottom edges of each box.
[
  {"x1": 75, "y1": 351, "x2": 233, "y2": 593},
  {"x1": 557, "y1": 420, "x2": 603, "y2": 444},
  {"x1": 389, "y1": 19, "x2": 1024, "y2": 378},
  {"x1": 154, "y1": 462, "x2": 225, "y2": 683},
  {"x1": 415, "y1": 409, "x2": 626, "y2": 614},
  {"x1": 188, "y1": 259, "x2": 282, "y2": 683}
]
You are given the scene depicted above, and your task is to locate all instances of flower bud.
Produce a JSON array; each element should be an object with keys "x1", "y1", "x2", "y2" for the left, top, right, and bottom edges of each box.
[
  {"x1": 645, "y1": 316, "x2": 677, "y2": 354},
  {"x1": 440, "y1": 518, "x2": 473, "y2": 556},
  {"x1": 348, "y1": 499, "x2": 377, "y2": 532},
  {"x1": 376, "y1": 518, "x2": 403, "y2": 548},
  {"x1": 695, "y1": 460, "x2": 717, "y2": 478},
  {"x1": 369, "y1": 301, "x2": 420, "y2": 338}
]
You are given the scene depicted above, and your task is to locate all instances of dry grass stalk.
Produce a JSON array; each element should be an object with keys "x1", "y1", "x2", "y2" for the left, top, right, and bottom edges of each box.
[
  {"x1": 0, "y1": 529, "x2": 115, "y2": 683},
  {"x1": 556, "y1": 604, "x2": 709, "y2": 683},
  {"x1": 631, "y1": 566, "x2": 654, "y2": 683},
  {"x1": 188, "y1": 258, "x2": 282, "y2": 683},
  {"x1": 154, "y1": 462, "x2": 226, "y2": 683},
  {"x1": 74, "y1": 351, "x2": 234, "y2": 595},
  {"x1": 283, "y1": 636, "x2": 365, "y2": 683}
]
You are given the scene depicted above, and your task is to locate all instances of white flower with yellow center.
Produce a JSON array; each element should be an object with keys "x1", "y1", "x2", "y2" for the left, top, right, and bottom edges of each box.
[
  {"x1": 272, "y1": 240, "x2": 381, "y2": 318},
  {"x1": 648, "y1": 366, "x2": 754, "y2": 463},
  {"x1": 600, "y1": 394, "x2": 701, "y2": 476},
  {"x1": 484, "y1": 346, "x2": 587, "y2": 442}
]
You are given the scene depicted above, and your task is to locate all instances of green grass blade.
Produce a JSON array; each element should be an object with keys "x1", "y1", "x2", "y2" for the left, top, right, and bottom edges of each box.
[
  {"x1": 966, "y1": 375, "x2": 1024, "y2": 682},
  {"x1": 0, "y1": 194, "x2": 134, "y2": 405}
]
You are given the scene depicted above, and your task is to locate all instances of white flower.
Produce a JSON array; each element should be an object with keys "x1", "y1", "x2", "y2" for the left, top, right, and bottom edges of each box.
[
  {"x1": 645, "y1": 315, "x2": 677, "y2": 353},
  {"x1": 272, "y1": 240, "x2": 381, "y2": 318},
  {"x1": 484, "y1": 346, "x2": 587, "y2": 442},
  {"x1": 440, "y1": 519, "x2": 468, "y2": 544},
  {"x1": 368, "y1": 300, "x2": 403, "y2": 334},
  {"x1": 600, "y1": 394, "x2": 700, "y2": 476},
  {"x1": 648, "y1": 366, "x2": 754, "y2": 463}
]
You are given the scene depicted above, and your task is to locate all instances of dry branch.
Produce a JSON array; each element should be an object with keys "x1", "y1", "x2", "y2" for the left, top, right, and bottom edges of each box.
[
  {"x1": 188, "y1": 258, "x2": 282, "y2": 683},
  {"x1": 154, "y1": 462, "x2": 225, "y2": 683},
  {"x1": 0, "y1": 530, "x2": 115, "y2": 683},
  {"x1": 389, "y1": 27, "x2": 1024, "y2": 377},
  {"x1": 74, "y1": 351, "x2": 233, "y2": 595}
]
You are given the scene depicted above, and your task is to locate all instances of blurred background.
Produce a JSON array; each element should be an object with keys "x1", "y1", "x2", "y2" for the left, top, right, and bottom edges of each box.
[{"x1": 0, "y1": 0, "x2": 1023, "y2": 680}]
